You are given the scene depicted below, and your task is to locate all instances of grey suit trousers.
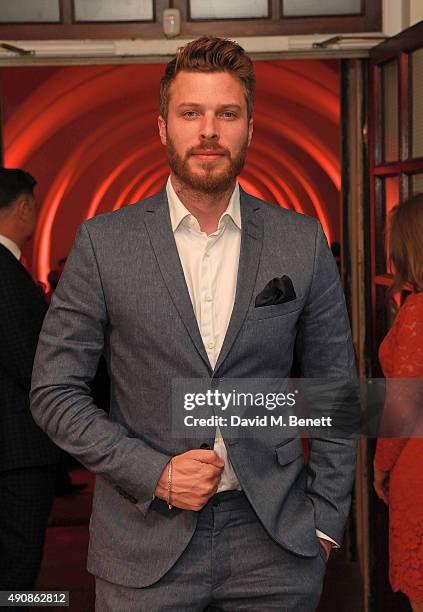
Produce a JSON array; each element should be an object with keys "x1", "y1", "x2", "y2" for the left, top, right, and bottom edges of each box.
[{"x1": 95, "y1": 491, "x2": 327, "y2": 612}]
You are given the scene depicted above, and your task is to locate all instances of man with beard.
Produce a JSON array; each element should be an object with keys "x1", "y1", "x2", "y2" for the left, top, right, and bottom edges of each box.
[{"x1": 31, "y1": 37, "x2": 358, "y2": 611}]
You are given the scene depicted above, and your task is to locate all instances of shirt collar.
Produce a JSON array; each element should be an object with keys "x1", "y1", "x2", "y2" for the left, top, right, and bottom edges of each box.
[
  {"x1": 166, "y1": 176, "x2": 241, "y2": 234},
  {"x1": 0, "y1": 234, "x2": 21, "y2": 260}
]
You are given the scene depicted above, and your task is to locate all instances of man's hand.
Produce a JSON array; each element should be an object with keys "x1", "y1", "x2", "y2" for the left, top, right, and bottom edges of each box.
[
  {"x1": 155, "y1": 449, "x2": 225, "y2": 511},
  {"x1": 373, "y1": 466, "x2": 390, "y2": 505},
  {"x1": 318, "y1": 538, "x2": 332, "y2": 562}
]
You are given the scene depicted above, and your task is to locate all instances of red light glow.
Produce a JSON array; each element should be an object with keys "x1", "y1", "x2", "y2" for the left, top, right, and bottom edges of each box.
[{"x1": 1, "y1": 60, "x2": 340, "y2": 283}]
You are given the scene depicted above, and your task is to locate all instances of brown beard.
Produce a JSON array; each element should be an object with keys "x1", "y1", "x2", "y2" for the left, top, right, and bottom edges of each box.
[{"x1": 166, "y1": 136, "x2": 248, "y2": 194}]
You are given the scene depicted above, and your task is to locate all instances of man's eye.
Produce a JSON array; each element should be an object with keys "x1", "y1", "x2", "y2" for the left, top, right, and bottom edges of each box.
[
  {"x1": 221, "y1": 112, "x2": 236, "y2": 119},
  {"x1": 183, "y1": 111, "x2": 198, "y2": 119}
]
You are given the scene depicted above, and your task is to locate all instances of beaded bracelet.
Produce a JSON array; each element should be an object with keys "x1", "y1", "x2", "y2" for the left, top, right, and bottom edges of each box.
[{"x1": 167, "y1": 458, "x2": 173, "y2": 509}]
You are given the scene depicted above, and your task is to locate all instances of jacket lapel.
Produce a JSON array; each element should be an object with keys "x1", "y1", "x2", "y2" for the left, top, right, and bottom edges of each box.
[
  {"x1": 143, "y1": 188, "x2": 213, "y2": 372},
  {"x1": 213, "y1": 189, "x2": 263, "y2": 375}
]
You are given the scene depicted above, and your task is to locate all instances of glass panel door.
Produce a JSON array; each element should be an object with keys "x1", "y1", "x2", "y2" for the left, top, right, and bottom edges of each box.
[
  {"x1": 411, "y1": 47, "x2": 423, "y2": 158},
  {"x1": 282, "y1": 0, "x2": 362, "y2": 16},
  {"x1": 411, "y1": 173, "x2": 423, "y2": 194},
  {"x1": 74, "y1": 0, "x2": 154, "y2": 22},
  {"x1": 381, "y1": 60, "x2": 399, "y2": 163},
  {"x1": 0, "y1": 0, "x2": 60, "y2": 22},
  {"x1": 190, "y1": 0, "x2": 269, "y2": 19}
]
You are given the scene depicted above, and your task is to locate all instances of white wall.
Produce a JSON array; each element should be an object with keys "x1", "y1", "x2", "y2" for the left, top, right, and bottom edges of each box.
[
  {"x1": 383, "y1": 0, "x2": 423, "y2": 37},
  {"x1": 410, "y1": 0, "x2": 423, "y2": 25}
]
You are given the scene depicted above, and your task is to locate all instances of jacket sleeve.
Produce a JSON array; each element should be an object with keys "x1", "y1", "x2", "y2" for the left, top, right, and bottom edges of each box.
[
  {"x1": 30, "y1": 223, "x2": 170, "y2": 515},
  {"x1": 295, "y1": 220, "x2": 359, "y2": 545}
]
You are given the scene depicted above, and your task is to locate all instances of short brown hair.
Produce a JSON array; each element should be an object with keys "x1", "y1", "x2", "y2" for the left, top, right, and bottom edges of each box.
[
  {"x1": 389, "y1": 193, "x2": 423, "y2": 298},
  {"x1": 160, "y1": 36, "x2": 255, "y2": 119}
]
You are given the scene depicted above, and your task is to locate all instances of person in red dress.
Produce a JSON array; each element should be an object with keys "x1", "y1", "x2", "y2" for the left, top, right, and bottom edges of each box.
[{"x1": 374, "y1": 193, "x2": 423, "y2": 611}]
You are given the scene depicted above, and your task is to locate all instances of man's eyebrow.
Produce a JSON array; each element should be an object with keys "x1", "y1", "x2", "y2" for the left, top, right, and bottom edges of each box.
[
  {"x1": 177, "y1": 103, "x2": 242, "y2": 110},
  {"x1": 177, "y1": 102, "x2": 202, "y2": 107},
  {"x1": 218, "y1": 104, "x2": 242, "y2": 110}
]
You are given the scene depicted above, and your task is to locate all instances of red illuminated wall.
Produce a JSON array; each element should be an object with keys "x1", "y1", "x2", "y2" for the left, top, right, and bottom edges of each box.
[{"x1": 1, "y1": 60, "x2": 340, "y2": 284}]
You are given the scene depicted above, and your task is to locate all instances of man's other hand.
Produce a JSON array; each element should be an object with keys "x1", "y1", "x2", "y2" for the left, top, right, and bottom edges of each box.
[{"x1": 155, "y1": 449, "x2": 225, "y2": 511}]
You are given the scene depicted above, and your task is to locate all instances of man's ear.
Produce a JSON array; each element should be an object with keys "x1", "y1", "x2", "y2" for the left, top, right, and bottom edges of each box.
[
  {"x1": 158, "y1": 115, "x2": 167, "y2": 146},
  {"x1": 15, "y1": 196, "x2": 28, "y2": 221},
  {"x1": 247, "y1": 117, "x2": 254, "y2": 147}
]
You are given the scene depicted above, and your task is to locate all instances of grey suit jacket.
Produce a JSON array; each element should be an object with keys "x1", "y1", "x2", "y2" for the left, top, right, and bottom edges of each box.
[{"x1": 30, "y1": 186, "x2": 358, "y2": 588}]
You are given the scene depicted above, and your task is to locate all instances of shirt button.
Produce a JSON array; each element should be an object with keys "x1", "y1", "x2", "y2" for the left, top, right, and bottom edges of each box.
[
  {"x1": 205, "y1": 294, "x2": 212, "y2": 302},
  {"x1": 204, "y1": 252, "x2": 210, "y2": 258},
  {"x1": 208, "y1": 341, "x2": 215, "y2": 349}
]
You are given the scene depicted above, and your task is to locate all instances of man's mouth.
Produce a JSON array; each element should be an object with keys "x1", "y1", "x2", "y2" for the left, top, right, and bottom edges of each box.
[{"x1": 192, "y1": 151, "x2": 226, "y2": 160}]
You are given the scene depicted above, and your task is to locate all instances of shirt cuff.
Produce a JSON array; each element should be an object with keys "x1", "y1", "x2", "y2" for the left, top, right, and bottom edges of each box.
[{"x1": 316, "y1": 529, "x2": 340, "y2": 548}]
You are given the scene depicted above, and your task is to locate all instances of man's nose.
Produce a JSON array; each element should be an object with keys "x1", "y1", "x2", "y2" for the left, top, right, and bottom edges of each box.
[{"x1": 199, "y1": 114, "x2": 219, "y2": 140}]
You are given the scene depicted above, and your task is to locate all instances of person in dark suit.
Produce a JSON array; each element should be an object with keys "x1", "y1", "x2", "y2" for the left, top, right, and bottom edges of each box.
[{"x1": 0, "y1": 168, "x2": 60, "y2": 590}]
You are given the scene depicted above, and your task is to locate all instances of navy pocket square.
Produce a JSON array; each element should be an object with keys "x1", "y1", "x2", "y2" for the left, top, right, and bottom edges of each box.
[{"x1": 255, "y1": 276, "x2": 296, "y2": 308}]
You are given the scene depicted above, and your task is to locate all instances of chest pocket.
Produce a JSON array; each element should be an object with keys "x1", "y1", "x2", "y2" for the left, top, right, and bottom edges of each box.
[{"x1": 247, "y1": 298, "x2": 303, "y2": 321}]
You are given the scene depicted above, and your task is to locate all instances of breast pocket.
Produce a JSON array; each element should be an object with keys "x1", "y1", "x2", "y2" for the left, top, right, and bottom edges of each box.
[{"x1": 247, "y1": 298, "x2": 303, "y2": 321}]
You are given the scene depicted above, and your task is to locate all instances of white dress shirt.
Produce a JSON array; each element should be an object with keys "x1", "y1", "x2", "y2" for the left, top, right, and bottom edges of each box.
[
  {"x1": 167, "y1": 176, "x2": 241, "y2": 492},
  {"x1": 0, "y1": 234, "x2": 21, "y2": 260},
  {"x1": 166, "y1": 176, "x2": 337, "y2": 546}
]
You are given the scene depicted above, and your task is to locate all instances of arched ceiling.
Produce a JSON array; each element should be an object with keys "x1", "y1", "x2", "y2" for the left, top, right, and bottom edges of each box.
[{"x1": 1, "y1": 60, "x2": 340, "y2": 283}]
